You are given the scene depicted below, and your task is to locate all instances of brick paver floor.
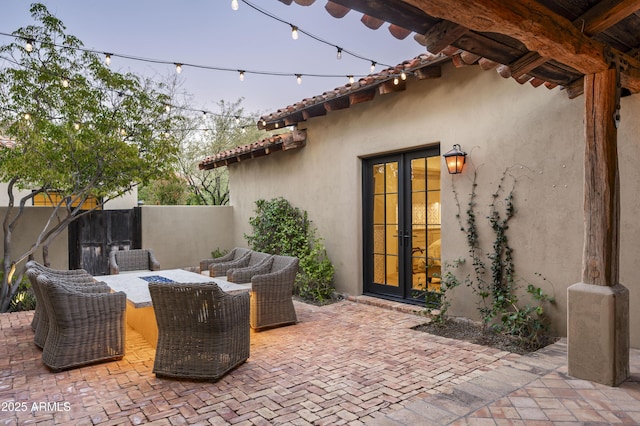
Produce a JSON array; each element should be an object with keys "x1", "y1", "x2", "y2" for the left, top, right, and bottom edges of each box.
[{"x1": 1, "y1": 297, "x2": 640, "y2": 425}]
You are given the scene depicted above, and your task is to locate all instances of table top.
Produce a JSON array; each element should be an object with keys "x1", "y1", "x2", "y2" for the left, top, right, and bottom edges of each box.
[{"x1": 95, "y1": 268, "x2": 251, "y2": 308}]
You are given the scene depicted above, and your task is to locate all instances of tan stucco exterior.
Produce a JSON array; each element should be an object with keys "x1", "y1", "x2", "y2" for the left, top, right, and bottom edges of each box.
[
  {"x1": 227, "y1": 62, "x2": 640, "y2": 347},
  {"x1": 1, "y1": 205, "x2": 234, "y2": 274}
]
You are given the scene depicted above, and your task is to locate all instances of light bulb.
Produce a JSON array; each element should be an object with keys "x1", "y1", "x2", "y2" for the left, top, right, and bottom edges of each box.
[
  {"x1": 165, "y1": 104, "x2": 171, "y2": 112},
  {"x1": 25, "y1": 39, "x2": 33, "y2": 52},
  {"x1": 261, "y1": 119, "x2": 266, "y2": 127},
  {"x1": 291, "y1": 26, "x2": 299, "y2": 40},
  {"x1": 235, "y1": 116, "x2": 240, "y2": 124},
  {"x1": 175, "y1": 63, "x2": 182, "y2": 74},
  {"x1": 61, "y1": 78, "x2": 69, "y2": 88},
  {"x1": 105, "y1": 53, "x2": 112, "y2": 66},
  {"x1": 120, "y1": 128, "x2": 127, "y2": 136},
  {"x1": 241, "y1": 127, "x2": 246, "y2": 134},
  {"x1": 370, "y1": 61, "x2": 376, "y2": 73},
  {"x1": 393, "y1": 76, "x2": 399, "y2": 85},
  {"x1": 231, "y1": 0, "x2": 239, "y2": 10},
  {"x1": 348, "y1": 75, "x2": 354, "y2": 84},
  {"x1": 401, "y1": 71, "x2": 407, "y2": 80},
  {"x1": 23, "y1": 112, "x2": 31, "y2": 121},
  {"x1": 74, "y1": 122, "x2": 80, "y2": 130},
  {"x1": 296, "y1": 74, "x2": 302, "y2": 85},
  {"x1": 336, "y1": 47, "x2": 342, "y2": 60},
  {"x1": 239, "y1": 70, "x2": 245, "y2": 81}
]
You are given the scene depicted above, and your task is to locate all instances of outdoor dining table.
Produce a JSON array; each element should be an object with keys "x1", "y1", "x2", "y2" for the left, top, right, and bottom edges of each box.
[{"x1": 94, "y1": 268, "x2": 251, "y2": 348}]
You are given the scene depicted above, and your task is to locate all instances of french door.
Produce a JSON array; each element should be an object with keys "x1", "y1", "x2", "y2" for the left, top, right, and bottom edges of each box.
[{"x1": 363, "y1": 148, "x2": 441, "y2": 304}]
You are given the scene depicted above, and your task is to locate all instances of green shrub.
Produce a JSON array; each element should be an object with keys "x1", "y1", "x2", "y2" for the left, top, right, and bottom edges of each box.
[
  {"x1": 210, "y1": 247, "x2": 229, "y2": 259},
  {"x1": 245, "y1": 197, "x2": 335, "y2": 303},
  {"x1": 0, "y1": 272, "x2": 36, "y2": 313}
]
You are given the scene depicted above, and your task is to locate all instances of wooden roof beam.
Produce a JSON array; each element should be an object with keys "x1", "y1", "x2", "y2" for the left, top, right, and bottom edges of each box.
[
  {"x1": 573, "y1": 0, "x2": 640, "y2": 35},
  {"x1": 400, "y1": 0, "x2": 640, "y2": 88}
]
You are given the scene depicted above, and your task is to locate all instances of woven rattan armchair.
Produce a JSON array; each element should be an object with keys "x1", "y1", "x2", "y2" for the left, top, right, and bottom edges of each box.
[
  {"x1": 148, "y1": 282, "x2": 250, "y2": 381},
  {"x1": 25, "y1": 261, "x2": 94, "y2": 332},
  {"x1": 248, "y1": 255, "x2": 299, "y2": 331},
  {"x1": 200, "y1": 248, "x2": 251, "y2": 276},
  {"x1": 109, "y1": 249, "x2": 160, "y2": 274},
  {"x1": 210, "y1": 251, "x2": 272, "y2": 278},
  {"x1": 37, "y1": 274, "x2": 126, "y2": 371}
]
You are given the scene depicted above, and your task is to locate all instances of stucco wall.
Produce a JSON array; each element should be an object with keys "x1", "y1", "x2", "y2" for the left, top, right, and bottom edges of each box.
[
  {"x1": 1, "y1": 205, "x2": 234, "y2": 277},
  {"x1": 228, "y1": 61, "x2": 640, "y2": 346},
  {"x1": 140, "y1": 205, "x2": 235, "y2": 270},
  {"x1": 0, "y1": 207, "x2": 70, "y2": 270}
]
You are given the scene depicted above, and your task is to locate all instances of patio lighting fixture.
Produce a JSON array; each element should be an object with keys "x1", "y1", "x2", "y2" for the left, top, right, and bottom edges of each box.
[
  {"x1": 296, "y1": 74, "x2": 302, "y2": 85},
  {"x1": 291, "y1": 25, "x2": 299, "y2": 40},
  {"x1": 337, "y1": 47, "x2": 342, "y2": 60},
  {"x1": 104, "y1": 53, "x2": 112, "y2": 66},
  {"x1": 393, "y1": 76, "x2": 399, "y2": 85},
  {"x1": 25, "y1": 38, "x2": 34, "y2": 52},
  {"x1": 370, "y1": 61, "x2": 376, "y2": 73},
  {"x1": 348, "y1": 75, "x2": 354, "y2": 84},
  {"x1": 401, "y1": 71, "x2": 407, "y2": 80},
  {"x1": 61, "y1": 78, "x2": 69, "y2": 88},
  {"x1": 239, "y1": 70, "x2": 245, "y2": 81},
  {"x1": 175, "y1": 63, "x2": 182, "y2": 74},
  {"x1": 231, "y1": 0, "x2": 239, "y2": 11},
  {"x1": 443, "y1": 144, "x2": 467, "y2": 174}
]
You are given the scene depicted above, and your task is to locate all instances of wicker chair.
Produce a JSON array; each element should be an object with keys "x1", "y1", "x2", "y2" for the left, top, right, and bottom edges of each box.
[
  {"x1": 109, "y1": 249, "x2": 160, "y2": 274},
  {"x1": 200, "y1": 248, "x2": 251, "y2": 276},
  {"x1": 37, "y1": 274, "x2": 126, "y2": 371},
  {"x1": 210, "y1": 251, "x2": 272, "y2": 279},
  {"x1": 148, "y1": 282, "x2": 250, "y2": 381},
  {"x1": 27, "y1": 269, "x2": 106, "y2": 348},
  {"x1": 247, "y1": 255, "x2": 299, "y2": 331},
  {"x1": 25, "y1": 260, "x2": 95, "y2": 340}
]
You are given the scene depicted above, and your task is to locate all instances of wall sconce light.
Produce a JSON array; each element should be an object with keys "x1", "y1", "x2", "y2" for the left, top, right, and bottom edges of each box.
[{"x1": 443, "y1": 144, "x2": 467, "y2": 174}]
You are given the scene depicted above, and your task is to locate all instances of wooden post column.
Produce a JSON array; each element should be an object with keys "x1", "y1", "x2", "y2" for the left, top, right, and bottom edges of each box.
[{"x1": 567, "y1": 67, "x2": 629, "y2": 386}]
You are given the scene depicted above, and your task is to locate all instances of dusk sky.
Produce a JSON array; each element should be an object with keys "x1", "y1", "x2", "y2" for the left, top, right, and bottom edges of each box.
[{"x1": 1, "y1": 1, "x2": 426, "y2": 117}]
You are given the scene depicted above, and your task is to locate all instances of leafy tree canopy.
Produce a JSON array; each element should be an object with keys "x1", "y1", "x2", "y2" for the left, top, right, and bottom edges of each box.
[{"x1": 0, "y1": 3, "x2": 182, "y2": 311}]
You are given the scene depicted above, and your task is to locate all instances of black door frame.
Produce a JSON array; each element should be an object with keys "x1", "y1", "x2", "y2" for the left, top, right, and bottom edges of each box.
[{"x1": 362, "y1": 146, "x2": 440, "y2": 303}]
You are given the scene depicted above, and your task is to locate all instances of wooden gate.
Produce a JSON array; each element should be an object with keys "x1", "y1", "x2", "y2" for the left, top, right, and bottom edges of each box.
[{"x1": 68, "y1": 208, "x2": 141, "y2": 275}]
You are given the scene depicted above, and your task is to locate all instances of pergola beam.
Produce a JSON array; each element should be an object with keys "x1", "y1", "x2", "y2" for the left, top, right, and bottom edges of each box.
[{"x1": 395, "y1": 0, "x2": 640, "y2": 91}]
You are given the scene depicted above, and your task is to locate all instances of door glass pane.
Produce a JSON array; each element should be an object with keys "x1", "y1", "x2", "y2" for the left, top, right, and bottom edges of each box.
[{"x1": 371, "y1": 161, "x2": 399, "y2": 287}]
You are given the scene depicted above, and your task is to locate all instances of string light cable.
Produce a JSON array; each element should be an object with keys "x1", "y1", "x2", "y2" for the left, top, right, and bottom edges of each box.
[
  {"x1": 235, "y1": 0, "x2": 395, "y2": 71},
  {"x1": 0, "y1": 52, "x2": 258, "y2": 124},
  {"x1": 0, "y1": 31, "x2": 392, "y2": 86}
]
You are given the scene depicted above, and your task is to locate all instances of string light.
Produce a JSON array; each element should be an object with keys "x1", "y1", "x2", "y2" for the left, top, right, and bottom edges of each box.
[
  {"x1": 291, "y1": 25, "x2": 299, "y2": 40},
  {"x1": 348, "y1": 75, "x2": 354, "y2": 84},
  {"x1": 238, "y1": 70, "x2": 245, "y2": 81},
  {"x1": 25, "y1": 39, "x2": 33, "y2": 52},
  {"x1": 165, "y1": 104, "x2": 171, "y2": 112},
  {"x1": 336, "y1": 47, "x2": 342, "y2": 60},
  {"x1": 231, "y1": 0, "x2": 239, "y2": 11},
  {"x1": 104, "y1": 53, "x2": 112, "y2": 66},
  {"x1": 370, "y1": 61, "x2": 376, "y2": 73},
  {"x1": 23, "y1": 112, "x2": 31, "y2": 121},
  {"x1": 61, "y1": 77, "x2": 69, "y2": 88},
  {"x1": 239, "y1": 0, "x2": 393, "y2": 69},
  {"x1": 400, "y1": 71, "x2": 407, "y2": 81},
  {"x1": 175, "y1": 63, "x2": 182, "y2": 74},
  {"x1": 74, "y1": 122, "x2": 80, "y2": 130},
  {"x1": 393, "y1": 76, "x2": 399, "y2": 85},
  {"x1": 296, "y1": 74, "x2": 302, "y2": 85}
]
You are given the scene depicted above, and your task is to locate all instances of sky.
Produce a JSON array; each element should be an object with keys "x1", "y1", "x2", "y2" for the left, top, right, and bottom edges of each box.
[{"x1": 0, "y1": 0, "x2": 426, "y2": 117}]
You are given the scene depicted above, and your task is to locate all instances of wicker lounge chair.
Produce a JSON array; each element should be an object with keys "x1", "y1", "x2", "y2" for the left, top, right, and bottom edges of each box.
[
  {"x1": 25, "y1": 260, "x2": 94, "y2": 332},
  {"x1": 247, "y1": 255, "x2": 299, "y2": 331},
  {"x1": 109, "y1": 249, "x2": 160, "y2": 274},
  {"x1": 148, "y1": 282, "x2": 250, "y2": 381},
  {"x1": 210, "y1": 251, "x2": 272, "y2": 279},
  {"x1": 200, "y1": 248, "x2": 251, "y2": 276},
  {"x1": 37, "y1": 274, "x2": 126, "y2": 371}
]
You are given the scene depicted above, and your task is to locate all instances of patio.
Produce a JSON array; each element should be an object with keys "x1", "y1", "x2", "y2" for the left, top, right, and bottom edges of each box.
[{"x1": 1, "y1": 297, "x2": 640, "y2": 425}]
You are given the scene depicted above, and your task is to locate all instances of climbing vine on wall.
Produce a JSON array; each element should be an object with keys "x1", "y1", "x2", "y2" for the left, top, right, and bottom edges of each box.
[{"x1": 447, "y1": 167, "x2": 556, "y2": 349}]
